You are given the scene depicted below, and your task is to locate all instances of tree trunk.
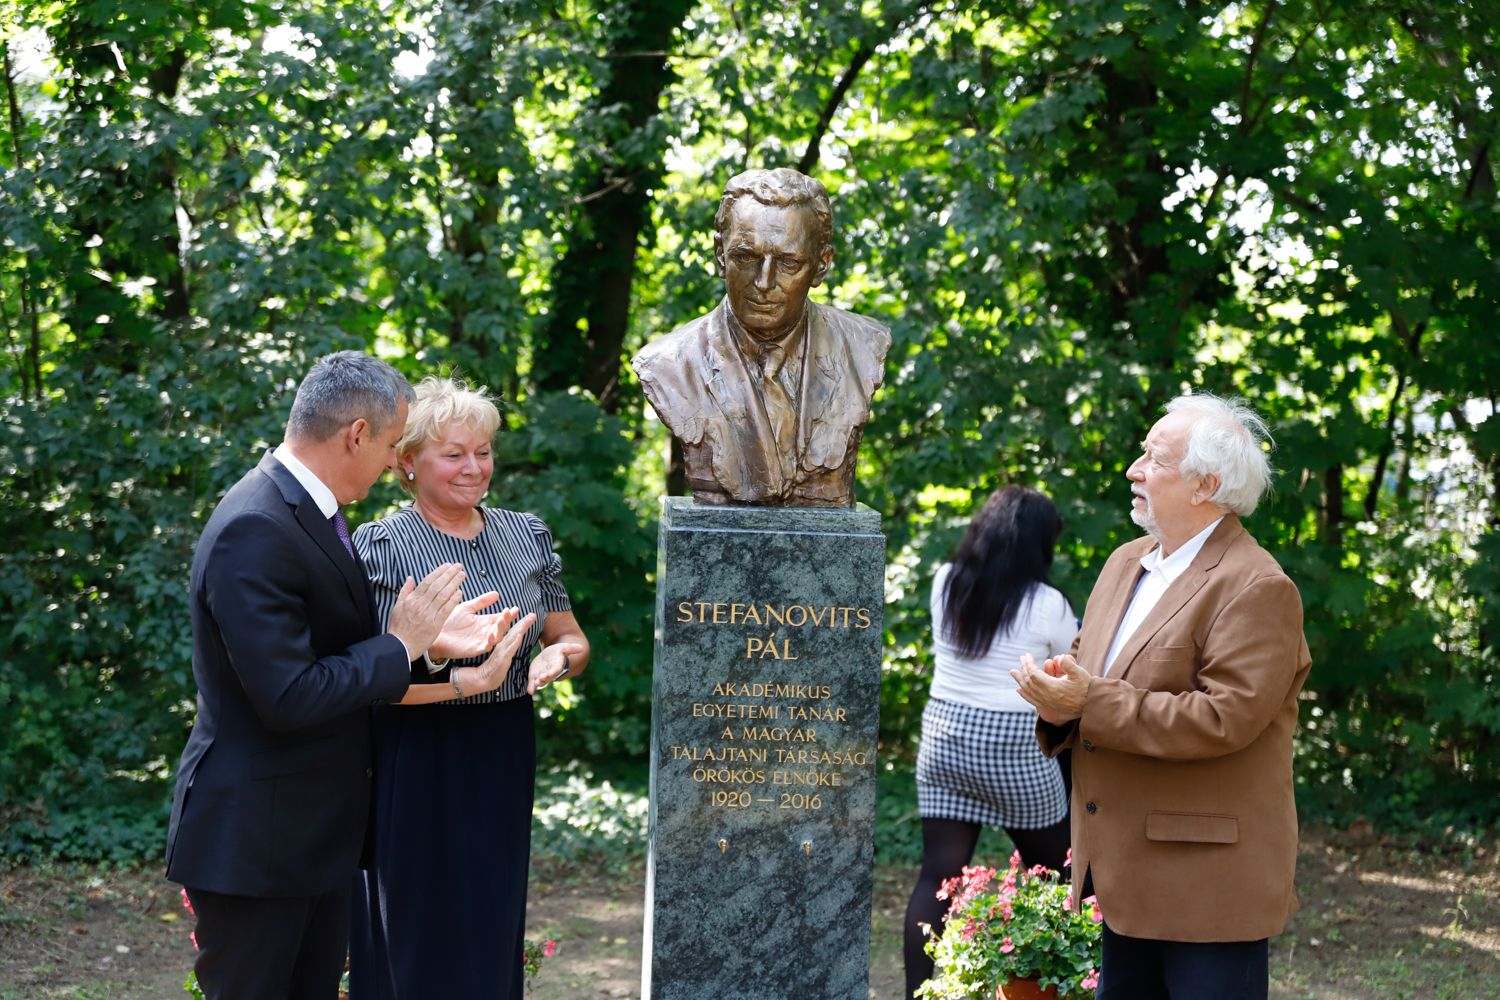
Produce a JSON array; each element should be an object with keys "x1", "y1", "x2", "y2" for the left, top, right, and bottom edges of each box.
[
  {"x1": 1322, "y1": 463, "x2": 1344, "y2": 551},
  {"x1": 535, "y1": 0, "x2": 695, "y2": 411}
]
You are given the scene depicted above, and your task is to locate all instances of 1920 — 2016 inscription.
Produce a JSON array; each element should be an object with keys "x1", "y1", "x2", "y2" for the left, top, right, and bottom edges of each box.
[{"x1": 668, "y1": 598, "x2": 876, "y2": 813}]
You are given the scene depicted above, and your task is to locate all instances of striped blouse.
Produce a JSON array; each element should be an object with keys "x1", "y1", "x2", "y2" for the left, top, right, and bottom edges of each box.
[{"x1": 352, "y1": 505, "x2": 572, "y2": 704}]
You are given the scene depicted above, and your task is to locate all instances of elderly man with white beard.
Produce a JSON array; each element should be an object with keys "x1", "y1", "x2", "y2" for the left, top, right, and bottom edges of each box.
[{"x1": 1012, "y1": 393, "x2": 1312, "y2": 1000}]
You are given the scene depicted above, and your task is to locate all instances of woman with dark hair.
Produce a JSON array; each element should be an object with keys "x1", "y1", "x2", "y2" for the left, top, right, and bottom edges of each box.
[{"x1": 903, "y1": 486, "x2": 1078, "y2": 998}]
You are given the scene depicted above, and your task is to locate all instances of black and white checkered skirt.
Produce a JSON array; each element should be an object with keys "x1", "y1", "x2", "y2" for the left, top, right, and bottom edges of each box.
[{"x1": 916, "y1": 697, "x2": 1068, "y2": 829}]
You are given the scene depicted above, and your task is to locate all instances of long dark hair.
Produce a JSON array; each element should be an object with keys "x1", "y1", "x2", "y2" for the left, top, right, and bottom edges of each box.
[{"x1": 941, "y1": 486, "x2": 1063, "y2": 658}]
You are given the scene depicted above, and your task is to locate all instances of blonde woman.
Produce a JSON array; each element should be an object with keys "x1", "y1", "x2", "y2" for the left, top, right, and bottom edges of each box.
[{"x1": 349, "y1": 376, "x2": 589, "y2": 999}]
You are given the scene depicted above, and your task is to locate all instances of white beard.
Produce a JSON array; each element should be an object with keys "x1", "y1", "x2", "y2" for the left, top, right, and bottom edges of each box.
[{"x1": 1131, "y1": 501, "x2": 1162, "y2": 539}]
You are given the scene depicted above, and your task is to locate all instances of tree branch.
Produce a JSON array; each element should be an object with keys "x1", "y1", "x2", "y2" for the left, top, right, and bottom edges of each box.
[
  {"x1": 3, "y1": 40, "x2": 40, "y2": 397},
  {"x1": 1239, "y1": 0, "x2": 1279, "y2": 137},
  {"x1": 798, "y1": 42, "x2": 875, "y2": 175},
  {"x1": 797, "y1": 0, "x2": 934, "y2": 175}
]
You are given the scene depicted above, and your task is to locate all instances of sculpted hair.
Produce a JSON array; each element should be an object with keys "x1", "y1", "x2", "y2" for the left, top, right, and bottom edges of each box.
[
  {"x1": 715, "y1": 168, "x2": 833, "y2": 253},
  {"x1": 286, "y1": 351, "x2": 414, "y2": 443},
  {"x1": 1165, "y1": 392, "x2": 1275, "y2": 516},
  {"x1": 396, "y1": 375, "x2": 502, "y2": 498},
  {"x1": 942, "y1": 486, "x2": 1064, "y2": 659}
]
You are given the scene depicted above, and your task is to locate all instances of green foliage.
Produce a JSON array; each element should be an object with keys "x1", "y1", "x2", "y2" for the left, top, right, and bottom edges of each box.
[
  {"x1": 530, "y1": 761, "x2": 649, "y2": 876},
  {"x1": 1, "y1": 0, "x2": 1496, "y2": 858}
]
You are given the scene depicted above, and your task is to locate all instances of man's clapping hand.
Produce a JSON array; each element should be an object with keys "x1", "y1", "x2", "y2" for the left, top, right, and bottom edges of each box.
[
  {"x1": 387, "y1": 563, "x2": 465, "y2": 661},
  {"x1": 1011, "y1": 652, "x2": 1091, "y2": 726}
]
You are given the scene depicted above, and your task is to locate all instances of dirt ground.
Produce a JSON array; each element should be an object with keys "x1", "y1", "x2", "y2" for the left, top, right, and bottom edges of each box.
[{"x1": 1, "y1": 827, "x2": 1495, "y2": 999}]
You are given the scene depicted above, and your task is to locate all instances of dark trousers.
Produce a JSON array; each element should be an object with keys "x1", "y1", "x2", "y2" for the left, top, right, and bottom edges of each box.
[
  {"x1": 1097, "y1": 921, "x2": 1268, "y2": 1000},
  {"x1": 184, "y1": 885, "x2": 351, "y2": 1000}
]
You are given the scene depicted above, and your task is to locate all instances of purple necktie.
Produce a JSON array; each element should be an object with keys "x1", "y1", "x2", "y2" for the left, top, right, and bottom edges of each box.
[{"x1": 331, "y1": 509, "x2": 355, "y2": 560}]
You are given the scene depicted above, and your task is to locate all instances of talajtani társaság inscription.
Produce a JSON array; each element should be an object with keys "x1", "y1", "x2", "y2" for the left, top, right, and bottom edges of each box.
[{"x1": 666, "y1": 601, "x2": 876, "y2": 812}]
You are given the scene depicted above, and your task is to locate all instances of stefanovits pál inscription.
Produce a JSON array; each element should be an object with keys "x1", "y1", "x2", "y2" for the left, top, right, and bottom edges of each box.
[
  {"x1": 668, "y1": 602, "x2": 874, "y2": 804},
  {"x1": 642, "y1": 499, "x2": 883, "y2": 1000}
]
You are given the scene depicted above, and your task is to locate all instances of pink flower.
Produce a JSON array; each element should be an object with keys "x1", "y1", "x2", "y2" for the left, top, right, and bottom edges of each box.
[
  {"x1": 189, "y1": 931, "x2": 198, "y2": 951},
  {"x1": 1081, "y1": 969, "x2": 1099, "y2": 989},
  {"x1": 1065, "y1": 847, "x2": 1073, "y2": 868},
  {"x1": 543, "y1": 939, "x2": 557, "y2": 958},
  {"x1": 1062, "y1": 896, "x2": 1073, "y2": 911},
  {"x1": 1000, "y1": 936, "x2": 1015, "y2": 953},
  {"x1": 180, "y1": 887, "x2": 195, "y2": 916}
]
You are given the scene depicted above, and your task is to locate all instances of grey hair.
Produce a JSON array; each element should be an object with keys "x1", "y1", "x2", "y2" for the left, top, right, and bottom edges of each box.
[
  {"x1": 715, "y1": 168, "x2": 833, "y2": 254},
  {"x1": 286, "y1": 351, "x2": 415, "y2": 443},
  {"x1": 1165, "y1": 392, "x2": 1275, "y2": 516}
]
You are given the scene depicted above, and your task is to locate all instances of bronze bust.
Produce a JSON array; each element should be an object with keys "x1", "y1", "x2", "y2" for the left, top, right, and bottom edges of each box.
[{"x1": 631, "y1": 168, "x2": 891, "y2": 508}]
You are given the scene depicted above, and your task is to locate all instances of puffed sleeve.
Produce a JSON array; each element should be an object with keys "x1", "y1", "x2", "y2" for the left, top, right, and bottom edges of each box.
[{"x1": 525, "y1": 513, "x2": 572, "y2": 612}]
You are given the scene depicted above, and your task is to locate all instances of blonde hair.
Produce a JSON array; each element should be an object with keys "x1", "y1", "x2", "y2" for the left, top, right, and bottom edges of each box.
[{"x1": 396, "y1": 376, "x2": 501, "y2": 497}]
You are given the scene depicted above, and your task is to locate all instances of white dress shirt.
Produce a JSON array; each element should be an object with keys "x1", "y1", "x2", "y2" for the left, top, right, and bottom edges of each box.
[
  {"x1": 1101, "y1": 516, "x2": 1224, "y2": 675},
  {"x1": 272, "y1": 442, "x2": 339, "y2": 518}
]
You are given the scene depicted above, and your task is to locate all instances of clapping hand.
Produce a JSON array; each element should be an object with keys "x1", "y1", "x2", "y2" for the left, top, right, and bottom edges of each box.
[
  {"x1": 528, "y1": 642, "x2": 586, "y2": 696},
  {"x1": 429, "y1": 591, "x2": 508, "y2": 661},
  {"x1": 387, "y1": 563, "x2": 466, "y2": 661},
  {"x1": 1011, "y1": 652, "x2": 1091, "y2": 726},
  {"x1": 453, "y1": 610, "x2": 536, "y2": 696}
]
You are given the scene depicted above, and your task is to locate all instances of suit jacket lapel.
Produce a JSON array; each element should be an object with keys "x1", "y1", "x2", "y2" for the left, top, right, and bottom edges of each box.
[
  {"x1": 1079, "y1": 545, "x2": 1147, "y2": 675},
  {"x1": 1112, "y1": 517, "x2": 1243, "y2": 684},
  {"x1": 798, "y1": 302, "x2": 846, "y2": 470},
  {"x1": 258, "y1": 452, "x2": 372, "y2": 618}
]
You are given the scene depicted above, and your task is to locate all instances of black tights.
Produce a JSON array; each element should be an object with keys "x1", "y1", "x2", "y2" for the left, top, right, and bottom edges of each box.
[{"x1": 902, "y1": 814, "x2": 1071, "y2": 999}]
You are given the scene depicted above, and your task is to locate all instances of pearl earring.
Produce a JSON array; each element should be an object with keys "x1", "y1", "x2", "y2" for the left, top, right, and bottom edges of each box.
[{"x1": 406, "y1": 471, "x2": 415, "y2": 481}]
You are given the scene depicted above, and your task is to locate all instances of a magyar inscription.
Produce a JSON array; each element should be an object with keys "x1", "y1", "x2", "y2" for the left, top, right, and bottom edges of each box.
[{"x1": 665, "y1": 600, "x2": 875, "y2": 814}]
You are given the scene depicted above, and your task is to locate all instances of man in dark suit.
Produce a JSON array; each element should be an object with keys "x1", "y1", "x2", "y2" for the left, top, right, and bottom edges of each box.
[
  {"x1": 631, "y1": 167, "x2": 890, "y2": 508},
  {"x1": 166, "y1": 352, "x2": 466, "y2": 999},
  {"x1": 1013, "y1": 393, "x2": 1312, "y2": 999}
]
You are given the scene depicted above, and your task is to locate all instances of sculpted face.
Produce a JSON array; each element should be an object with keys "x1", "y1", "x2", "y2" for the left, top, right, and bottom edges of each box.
[{"x1": 716, "y1": 198, "x2": 832, "y2": 343}]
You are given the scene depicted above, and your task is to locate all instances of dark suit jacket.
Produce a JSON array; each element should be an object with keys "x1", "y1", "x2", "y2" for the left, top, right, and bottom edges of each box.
[
  {"x1": 1038, "y1": 517, "x2": 1312, "y2": 942},
  {"x1": 632, "y1": 298, "x2": 890, "y2": 507},
  {"x1": 166, "y1": 453, "x2": 412, "y2": 897}
]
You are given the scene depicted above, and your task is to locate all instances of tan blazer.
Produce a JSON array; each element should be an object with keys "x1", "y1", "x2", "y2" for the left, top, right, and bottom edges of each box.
[{"x1": 1039, "y1": 516, "x2": 1311, "y2": 942}]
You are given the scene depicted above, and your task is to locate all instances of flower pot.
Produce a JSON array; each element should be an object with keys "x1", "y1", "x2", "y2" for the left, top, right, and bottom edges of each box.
[{"x1": 999, "y1": 978, "x2": 1062, "y2": 1000}]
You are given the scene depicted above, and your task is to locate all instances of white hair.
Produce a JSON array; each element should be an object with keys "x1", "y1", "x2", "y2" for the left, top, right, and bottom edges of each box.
[{"x1": 1164, "y1": 392, "x2": 1274, "y2": 516}]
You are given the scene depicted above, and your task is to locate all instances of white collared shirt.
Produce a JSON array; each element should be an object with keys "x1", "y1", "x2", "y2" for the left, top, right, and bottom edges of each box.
[
  {"x1": 1101, "y1": 516, "x2": 1225, "y2": 676},
  {"x1": 272, "y1": 442, "x2": 339, "y2": 518}
]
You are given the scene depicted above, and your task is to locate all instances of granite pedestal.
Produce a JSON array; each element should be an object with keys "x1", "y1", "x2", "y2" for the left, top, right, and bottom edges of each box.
[{"x1": 642, "y1": 498, "x2": 885, "y2": 1000}]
